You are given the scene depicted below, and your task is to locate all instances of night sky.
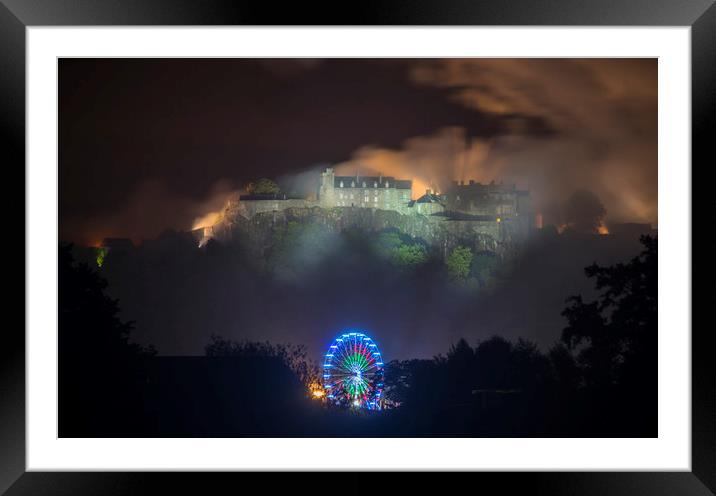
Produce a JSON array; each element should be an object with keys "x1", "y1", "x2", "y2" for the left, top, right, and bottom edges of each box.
[{"x1": 59, "y1": 58, "x2": 657, "y2": 246}]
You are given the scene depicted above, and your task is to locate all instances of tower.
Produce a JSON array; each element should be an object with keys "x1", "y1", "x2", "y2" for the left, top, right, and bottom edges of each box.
[{"x1": 319, "y1": 168, "x2": 336, "y2": 207}]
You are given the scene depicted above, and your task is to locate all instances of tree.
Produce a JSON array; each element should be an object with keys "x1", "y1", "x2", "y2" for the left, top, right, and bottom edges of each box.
[
  {"x1": 564, "y1": 190, "x2": 606, "y2": 234},
  {"x1": 561, "y1": 236, "x2": 657, "y2": 389},
  {"x1": 58, "y1": 244, "x2": 155, "y2": 436},
  {"x1": 548, "y1": 342, "x2": 581, "y2": 391},
  {"x1": 444, "y1": 338, "x2": 477, "y2": 400},
  {"x1": 59, "y1": 243, "x2": 155, "y2": 362},
  {"x1": 510, "y1": 338, "x2": 551, "y2": 392},
  {"x1": 391, "y1": 243, "x2": 428, "y2": 267},
  {"x1": 473, "y1": 336, "x2": 513, "y2": 389},
  {"x1": 446, "y1": 246, "x2": 473, "y2": 280},
  {"x1": 375, "y1": 231, "x2": 403, "y2": 257},
  {"x1": 246, "y1": 178, "x2": 280, "y2": 195},
  {"x1": 205, "y1": 335, "x2": 320, "y2": 391},
  {"x1": 374, "y1": 231, "x2": 428, "y2": 268}
]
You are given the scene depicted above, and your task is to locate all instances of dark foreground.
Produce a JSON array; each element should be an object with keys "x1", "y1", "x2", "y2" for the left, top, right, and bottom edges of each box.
[{"x1": 59, "y1": 355, "x2": 655, "y2": 438}]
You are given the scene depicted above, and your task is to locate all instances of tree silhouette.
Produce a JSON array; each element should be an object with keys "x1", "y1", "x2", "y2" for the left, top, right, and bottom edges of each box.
[
  {"x1": 561, "y1": 235, "x2": 657, "y2": 390},
  {"x1": 205, "y1": 335, "x2": 320, "y2": 392},
  {"x1": 59, "y1": 244, "x2": 155, "y2": 436}
]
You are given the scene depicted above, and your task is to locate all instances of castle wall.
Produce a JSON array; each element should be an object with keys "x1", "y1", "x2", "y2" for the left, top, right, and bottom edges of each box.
[{"x1": 237, "y1": 199, "x2": 317, "y2": 219}]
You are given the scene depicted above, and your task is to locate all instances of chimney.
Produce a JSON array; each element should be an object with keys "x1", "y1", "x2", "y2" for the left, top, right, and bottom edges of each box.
[{"x1": 426, "y1": 188, "x2": 431, "y2": 195}]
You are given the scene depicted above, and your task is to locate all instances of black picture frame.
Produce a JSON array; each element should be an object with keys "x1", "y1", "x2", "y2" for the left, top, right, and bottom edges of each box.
[{"x1": 2, "y1": 0, "x2": 709, "y2": 492}]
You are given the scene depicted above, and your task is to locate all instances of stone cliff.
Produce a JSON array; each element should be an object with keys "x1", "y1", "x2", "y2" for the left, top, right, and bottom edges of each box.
[{"x1": 204, "y1": 206, "x2": 530, "y2": 260}]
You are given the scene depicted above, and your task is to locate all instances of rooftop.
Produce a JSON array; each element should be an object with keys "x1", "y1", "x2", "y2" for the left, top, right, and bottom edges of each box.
[{"x1": 334, "y1": 176, "x2": 412, "y2": 190}]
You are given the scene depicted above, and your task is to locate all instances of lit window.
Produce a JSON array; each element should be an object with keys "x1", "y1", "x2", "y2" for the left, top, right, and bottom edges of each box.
[
  {"x1": 351, "y1": 181, "x2": 355, "y2": 187},
  {"x1": 385, "y1": 182, "x2": 389, "y2": 188},
  {"x1": 374, "y1": 181, "x2": 378, "y2": 187},
  {"x1": 340, "y1": 181, "x2": 343, "y2": 188}
]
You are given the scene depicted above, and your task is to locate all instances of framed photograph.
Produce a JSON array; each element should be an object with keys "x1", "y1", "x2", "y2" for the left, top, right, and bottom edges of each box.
[{"x1": 4, "y1": 0, "x2": 710, "y2": 492}]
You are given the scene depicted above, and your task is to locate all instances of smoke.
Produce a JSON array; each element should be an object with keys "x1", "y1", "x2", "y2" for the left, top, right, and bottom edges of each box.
[
  {"x1": 408, "y1": 59, "x2": 657, "y2": 225},
  {"x1": 334, "y1": 127, "x2": 492, "y2": 197},
  {"x1": 190, "y1": 180, "x2": 240, "y2": 230},
  {"x1": 275, "y1": 167, "x2": 327, "y2": 200},
  {"x1": 336, "y1": 59, "x2": 657, "y2": 225},
  {"x1": 61, "y1": 179, "x2": 239, "y2": 245}
]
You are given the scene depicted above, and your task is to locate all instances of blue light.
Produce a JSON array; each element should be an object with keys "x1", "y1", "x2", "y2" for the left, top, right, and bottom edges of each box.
[{"x1": 322, "y1": 330, "x2": 385, "y2": 410}]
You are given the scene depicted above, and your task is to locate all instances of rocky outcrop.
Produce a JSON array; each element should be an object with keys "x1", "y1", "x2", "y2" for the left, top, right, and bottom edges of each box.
[{"x1": 209, "y1": 206, "x2": 528, "y2": 259}]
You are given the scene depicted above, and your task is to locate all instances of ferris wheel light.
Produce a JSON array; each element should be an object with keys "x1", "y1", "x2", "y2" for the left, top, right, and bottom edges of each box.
[{"x1": 322, "y1": 330, "x2": 385, "y2": 410}]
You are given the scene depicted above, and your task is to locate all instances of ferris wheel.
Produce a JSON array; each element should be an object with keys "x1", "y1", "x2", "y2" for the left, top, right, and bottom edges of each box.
[{"x1": 322, "y1": 331, "x2": 385, "y2": 410}]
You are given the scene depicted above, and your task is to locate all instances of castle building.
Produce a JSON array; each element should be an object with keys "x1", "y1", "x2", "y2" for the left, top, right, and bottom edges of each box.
[
  {"x1": 231, "y1": 168, "x2": 533, "y2": 236},
  {"x1": 319, "y1": 168, "x2": 412, "y2": 212},
  {"x1": 198, "y1": 168, "x2": 536, "y2": 250},
  {"x1": 444, "y1": 179, "x2": 533, "y2": 224}
]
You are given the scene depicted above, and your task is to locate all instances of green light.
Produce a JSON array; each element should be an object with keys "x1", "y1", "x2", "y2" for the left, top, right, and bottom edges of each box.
[
  {"x1": 95, "y1": 247, "x2": 108, "y2": 268},
  {"x1": 341, "y1": 352, "x2": 372, "y2": 397}
]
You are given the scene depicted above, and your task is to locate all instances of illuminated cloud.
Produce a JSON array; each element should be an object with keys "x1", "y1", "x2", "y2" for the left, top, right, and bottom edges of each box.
[{"x1": 405, "y1": 59, "x2": 657, "y2": 224}]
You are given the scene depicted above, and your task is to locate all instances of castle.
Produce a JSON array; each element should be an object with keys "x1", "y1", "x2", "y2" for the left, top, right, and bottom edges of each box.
[
  {"x1": 197, "y1": 168, "x2": 535, "y2": 252},
  {"x1": 233, "y1": 168, "x2": 534, "y2": 226}
]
